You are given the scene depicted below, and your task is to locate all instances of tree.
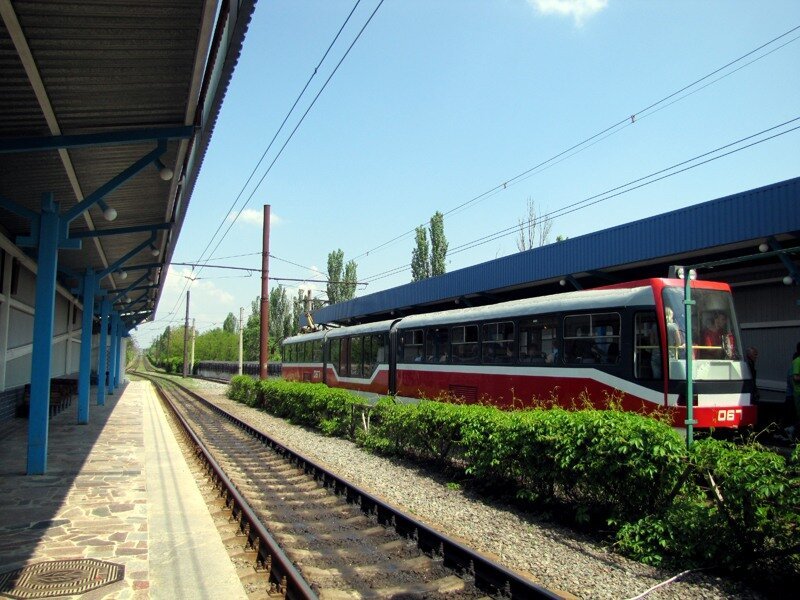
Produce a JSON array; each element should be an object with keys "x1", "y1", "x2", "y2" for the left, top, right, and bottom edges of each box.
[
  {"x1": 326, "y1": 249, "x2": 344, "y2": 304},
  {"x1": 410, "y1": 211, "x2": 447, "y2": 281},
  {"x1": 326, "y1": 249, "x2": 358, "y2": 304},
  {"x1": 242, "y1": 297, "x2": 261, "y2": 361},
  {"x1": 222, "y1": 312, "x2": 237, "y2": 334},
  {"x1": 516, "y1": 197, "x2": 553, "y2": 251},
  {"x1": 269, "y1": 285, "x2": 292, "y2": 342},
  {"x1": 343, "y1": 260, "x2": 358, "y2": 300},
  {"x1": 430, "y1": 211, "x2": 448, "y2": 276},
  {"x1": 411, "y1": 225, "x2": 430, "y2": 281},
  {"x1": 194, "y1": 327, "x2": 237, "y2": 361}
]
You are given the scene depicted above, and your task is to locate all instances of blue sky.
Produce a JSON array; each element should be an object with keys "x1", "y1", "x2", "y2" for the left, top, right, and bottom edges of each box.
[{"x1": 132, "y1": 0, "x2": 800, "y2": 348}]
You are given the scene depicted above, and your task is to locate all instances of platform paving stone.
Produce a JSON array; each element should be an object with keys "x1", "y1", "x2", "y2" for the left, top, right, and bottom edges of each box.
[{"x1": 0, "y1": 384, "x2": 148, "y2": 598}]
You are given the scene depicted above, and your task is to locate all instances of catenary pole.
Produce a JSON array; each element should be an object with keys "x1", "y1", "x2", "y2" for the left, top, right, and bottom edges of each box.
[
  {"x1": 238, "y1": 306, "x2": 243, "y2": 375},
  {"x1": 259, "y1": 204, "x2": 271, "y2": 379},
  {"x1": 182, "y1": 290, "x2": 190, "y2": 378}
]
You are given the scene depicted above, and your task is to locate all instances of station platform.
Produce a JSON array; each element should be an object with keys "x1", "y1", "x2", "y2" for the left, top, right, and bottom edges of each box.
[{"x1": 0, "y1": 380, "x2": 248, "y2": 600}]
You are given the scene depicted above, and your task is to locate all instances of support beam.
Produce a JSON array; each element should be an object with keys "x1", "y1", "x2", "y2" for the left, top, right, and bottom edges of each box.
[
  {"x1": 97, "y1": 298, "x2": 111, "y2": 406},
  {"x1": 70, "y1": 222, "x2": 172, "y2": 239},
  {"x1": 108, "y1": 312, "x2": 118, "y2": 395},
  {"x1": 26, "y1": 194, "x2": 60, "y2": 475},
  {"x1": 113, "y1": 314, "x2": 122, "y2": 388},
  {"x1": 0, "y1": 126, "x2": 194, "y2": 154},
  {"x1": 77, "y1": 269, "x2": 96, "y2": 424},
  {"x1": 98, "y1": 232, "x2": 158, "y2": 281},
  {"x1": 65, "y1": 140, "x2": 168, "y2": 225}
]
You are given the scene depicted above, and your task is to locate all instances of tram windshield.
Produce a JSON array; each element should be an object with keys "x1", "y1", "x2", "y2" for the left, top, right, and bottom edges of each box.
[{"x1": 662, "y1": 286, "x2": 744, "y2": 381}]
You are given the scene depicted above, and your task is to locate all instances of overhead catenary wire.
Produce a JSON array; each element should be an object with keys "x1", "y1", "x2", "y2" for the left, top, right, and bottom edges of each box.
[
  {"x1": 162, "y1": 0, "x2": 375, "y2": 321},
  {"x1": 196, "y1": 0, "x2": 386, "y2": 277},
  {"x1": 349, "y1": 24, "x2": 800, "y2": 262},
  {"x1": 359, "y1": 118, "x2": 800, "y2": 282},
  {"x1": 190, "y1": 0, "x2": 365, "y2": 275}
]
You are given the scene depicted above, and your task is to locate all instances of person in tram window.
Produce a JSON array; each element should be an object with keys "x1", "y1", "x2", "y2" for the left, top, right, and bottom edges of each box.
[
  {"x1": 546, "y1": 342, "x2": 559, "y2": 365},
  {"x1": 665, "y1": 306, "x2": 684, "y2": 359},
  {"x1": 701, "y1": 311, "x2": 735, "y2": 359}
]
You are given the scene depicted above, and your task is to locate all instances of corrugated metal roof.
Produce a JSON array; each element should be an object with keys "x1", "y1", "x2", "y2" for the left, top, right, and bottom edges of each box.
[
  {"x1": 313, "y1": 177, "x2": 800, "y2": 325},
  {"x1": 0, "y1": 0, "x2": 258, "y2": 325}
]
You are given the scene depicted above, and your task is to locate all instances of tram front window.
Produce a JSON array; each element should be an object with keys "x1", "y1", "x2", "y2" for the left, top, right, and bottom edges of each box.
[{"x1": 662, "y1": 286, "x2": 744, "y2": 380}]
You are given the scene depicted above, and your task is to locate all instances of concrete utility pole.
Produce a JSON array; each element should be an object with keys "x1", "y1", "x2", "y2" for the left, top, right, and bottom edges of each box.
[
  {"x1": 182, "y1": 290, "x2": 190, "y2": 378},
  {"x1": 259, "y1": 204, "x2": 271, "y2": 379},
  {"x1": 238, "y1": 306, "x2": 244, "y2": 376},
  {"x1": 190, "y1": 318, "x2": 196, "y2": 376}
]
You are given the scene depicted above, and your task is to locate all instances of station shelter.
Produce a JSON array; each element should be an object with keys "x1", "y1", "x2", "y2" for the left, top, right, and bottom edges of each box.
[{"x1": 0, "y1": 0, "x2": 258, "y2": 474}]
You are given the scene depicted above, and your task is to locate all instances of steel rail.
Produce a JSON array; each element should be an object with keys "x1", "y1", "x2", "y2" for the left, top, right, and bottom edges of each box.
[
  {"x1": 144, "y1": 373, "x2": 317, "y2": 600},
  {"x1": 143, "y1": 371, "x2": 562, "y2": 600}
]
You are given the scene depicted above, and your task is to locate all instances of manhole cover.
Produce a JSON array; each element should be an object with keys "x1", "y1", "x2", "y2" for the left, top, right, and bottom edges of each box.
[{"x1": 0, "y1": 559, "x2": 124, "y2": 598}]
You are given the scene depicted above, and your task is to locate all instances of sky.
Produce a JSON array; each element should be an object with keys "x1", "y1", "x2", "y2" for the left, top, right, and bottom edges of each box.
[{"x1": 131, "y1": 0, "x2": 800, "y2": 348}]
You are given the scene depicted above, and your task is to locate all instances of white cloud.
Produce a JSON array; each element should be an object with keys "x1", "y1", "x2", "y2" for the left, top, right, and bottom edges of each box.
[
  {"x1": 528, "y1": 0, "x2": 608, "y2": 26},
  {"x1": 227, "y1": 208, "x2": 283, "y2": 227}
]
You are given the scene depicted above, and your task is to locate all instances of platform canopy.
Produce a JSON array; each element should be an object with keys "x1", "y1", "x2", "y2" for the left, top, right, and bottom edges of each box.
[
  {"x1": 0, "y1": 0, "x2": 257, "y2": 326},
  {"x1": 313, "y1": 177, "x2": 800, "y2": 326}
]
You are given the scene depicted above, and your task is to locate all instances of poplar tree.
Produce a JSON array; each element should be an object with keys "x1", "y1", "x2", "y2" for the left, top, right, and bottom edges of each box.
[
  {"x1": 411, "y1": 225, "x2": 430, "y2": 282},
  {"x1": 343, "y1": 260, "x2": 358, "y2": 300},
  {"x1": 327, "y1": 249, "x2": 345, "y2": 304},
  {"x1": 430, "y1": 211, "x2": 448, "y2": 276},
  {"x1": 326, "y1": 249, "x2": 358, "y2": 304}
]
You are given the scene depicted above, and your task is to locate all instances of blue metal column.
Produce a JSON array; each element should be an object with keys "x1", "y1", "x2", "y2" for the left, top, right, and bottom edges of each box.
[
  {"x1": 26, "y1": 195, "x2": 60, "y2": 475},
  {"x1": 108, "y1": 312, "x2": 119, "y2": 394},
  {"x1": 97, "y1": 298, "x2": 111, "y2": 406},
  {"x1": 77, "y1": 269, "x2": 96, "y2": 424}
]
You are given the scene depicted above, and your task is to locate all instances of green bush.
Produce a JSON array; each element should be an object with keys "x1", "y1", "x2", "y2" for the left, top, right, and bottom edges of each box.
[
  {"x1": 225, "y1": 379, "x2": 800, "y2": 573},
  {"x1": 616, "y1": 438, "x2": 800, "y2": 567},
  {"x1": 228, "y1": 375, "x2": 258, "y2": 406}
]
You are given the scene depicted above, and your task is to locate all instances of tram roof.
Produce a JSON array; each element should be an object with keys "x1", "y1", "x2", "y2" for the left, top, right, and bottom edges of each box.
[
  {"x1": 312, "y1": 176, "x2": 800, "y2": 327},
  {"x1": 0, "y1": 1, "x2": 257, "y2": 326}
]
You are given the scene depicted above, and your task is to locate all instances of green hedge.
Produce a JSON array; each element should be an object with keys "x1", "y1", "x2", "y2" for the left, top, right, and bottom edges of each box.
[{"x1": 227, "y1": 377, "x2": 800, "y2": 570}]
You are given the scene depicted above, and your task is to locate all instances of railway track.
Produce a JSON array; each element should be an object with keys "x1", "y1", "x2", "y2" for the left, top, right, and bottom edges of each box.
[{"x1": 134, "y1": 369, "x2": 561, "y2": 599}]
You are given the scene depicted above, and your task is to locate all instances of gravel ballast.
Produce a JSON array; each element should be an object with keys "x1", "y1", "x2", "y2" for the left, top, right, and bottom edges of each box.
[{"x1": 184, "y1": 377, "x2": 764, "y2": 600}]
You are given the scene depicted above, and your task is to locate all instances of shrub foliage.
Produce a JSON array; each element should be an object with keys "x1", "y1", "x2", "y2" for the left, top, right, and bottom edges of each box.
[{"x1": 227, "y1": 377, "x2": 800, "y2": 572}]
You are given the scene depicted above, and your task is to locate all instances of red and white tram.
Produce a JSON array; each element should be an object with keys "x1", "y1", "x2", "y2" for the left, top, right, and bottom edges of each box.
[{"x1": 281, "y1": 278, "x2": 756, "y2": 429}]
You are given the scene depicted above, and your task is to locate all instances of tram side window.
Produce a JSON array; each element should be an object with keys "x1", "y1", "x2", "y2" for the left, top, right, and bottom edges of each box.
[
  {"x1": 376, "y1": 334, "x2": 389, "y2": 364},
  {"x1": 350, "y1": 336, "x2": 363, "y2": 377},
  {"x1": 518, "y1": 318, "x2": 558, "y2": 364},
  {"x1": 286, "y1": 345, "x2": 293, "y2": 363},
  {"x1": 330, "y1": 339, "x2": 340, "y2": 368},
  {"x1": 400, "y1": 329, "x2": 424, "y2": 363},
  {"x1": 564, "y1": 313, "x2": 621, "y2": 365},
  {"x1": 362, "y1": 335, "x2": 374, "y2": 376},
  {"x1": 339, "y1": 337, "x2": 350, "y2": 377},
  {"x1": 451, "y1": 324, "x2": 479, "y2": 364},
  {"x1": 482, "y1": 321, "x2": 515, "y2": 364},
  {"x1": 426, "y1": 327, "x2": 450, "y2": 363},
  {"x1": 313, "y1": 340, "x2": 323, "y2": 362},
  {"x1": 364, "y1": 335, "x2": 379, "y2": 374},
  {"x1": 634, "y1": 312, "x2": 660, "y2": 379}
]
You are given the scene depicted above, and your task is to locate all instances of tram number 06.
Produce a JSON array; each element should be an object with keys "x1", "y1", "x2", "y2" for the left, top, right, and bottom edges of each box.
[{"x1": 717, "y1": 409, "x2": 741, "y2": 422}]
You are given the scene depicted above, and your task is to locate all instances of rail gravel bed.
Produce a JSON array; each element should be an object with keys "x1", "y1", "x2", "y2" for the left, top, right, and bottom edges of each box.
[{"x1": 185, "y1": 377, "x2": 763, "y2": 600}]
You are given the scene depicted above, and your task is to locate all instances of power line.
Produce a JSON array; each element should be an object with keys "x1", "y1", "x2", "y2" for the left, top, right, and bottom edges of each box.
[
  {"x1": 350, "y1": 24, "x2": 800, "y2": 262},
  {"x1": 191, "y1": 0, "x2": 365, "y2": 275},
  {"x1": 197, "y1": 0, "x2": 386, "y2": 277},
  {"x1": 170, "y1": 262, "x2": 368, "y2": 287},
  {"x1": 360, "y1": 118, "x2": 800, "y2": 282},
  {"x1": 164, "y1": 1, "x2": 372, "y2": 321}
]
